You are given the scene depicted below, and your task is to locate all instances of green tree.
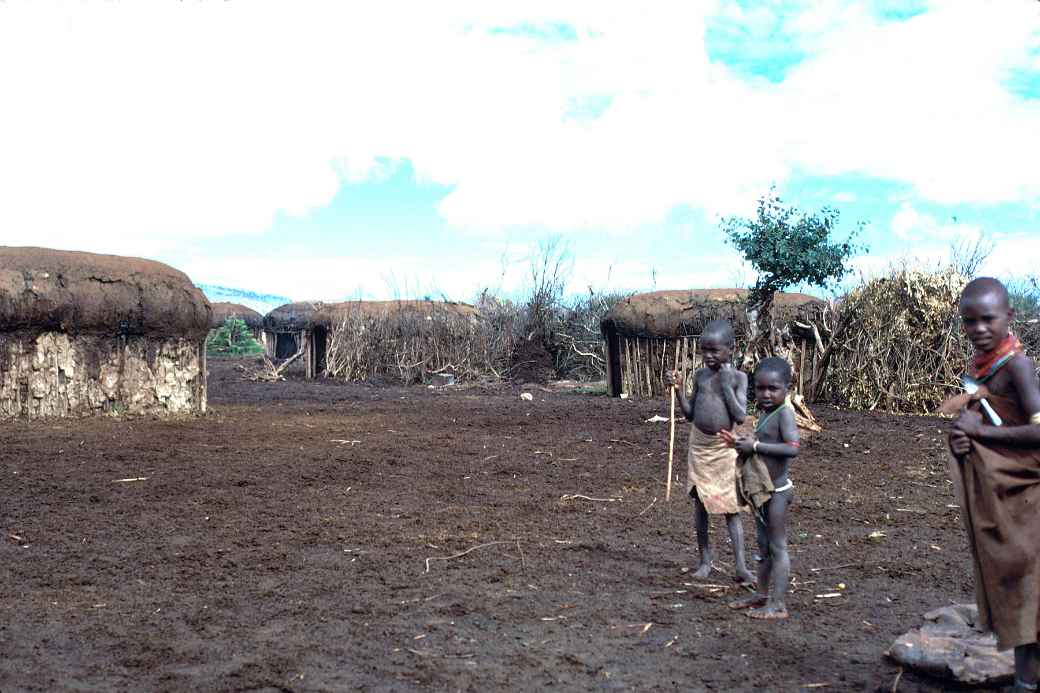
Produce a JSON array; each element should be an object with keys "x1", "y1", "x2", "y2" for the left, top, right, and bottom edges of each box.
[
  {"x1": 722, "y1": 190, "x2": 865, "y2": 363},
  {"x1": 206, "y1": 317, "x2": 264, "y2": 357}
]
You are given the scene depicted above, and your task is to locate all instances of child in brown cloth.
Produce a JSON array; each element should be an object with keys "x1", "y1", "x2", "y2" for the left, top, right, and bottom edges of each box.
[
  {"x1": 947, "y1": 277, "x2": 1040, "y2": 693},
  {"x1": 666, "y1": 320, "x2": 754, "y2": 584},
  {"x1": 721, "y1": 357, "x2": 800, "y2": 620}
]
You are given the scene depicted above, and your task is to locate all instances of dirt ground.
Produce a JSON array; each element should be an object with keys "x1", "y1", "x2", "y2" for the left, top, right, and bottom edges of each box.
[{"x1": 1, "y1": 360, "x2": 977, "y2": 692}]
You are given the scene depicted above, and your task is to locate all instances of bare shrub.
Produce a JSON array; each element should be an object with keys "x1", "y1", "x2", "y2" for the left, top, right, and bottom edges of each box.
[{"x1": 551, "y1": 289, "x2": 631, "y2": 381}]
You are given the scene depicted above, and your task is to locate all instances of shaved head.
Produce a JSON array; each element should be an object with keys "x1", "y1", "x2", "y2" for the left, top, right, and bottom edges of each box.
[
  {"x1": 755, "y1": 357, "x2": 792, "y2": 385},
  {"x1": 701, "y1": 319, "x2": 735, "y2": 346},
  {"x1": 961, "y1": 277, "x2": 1010, "y2": 309}
]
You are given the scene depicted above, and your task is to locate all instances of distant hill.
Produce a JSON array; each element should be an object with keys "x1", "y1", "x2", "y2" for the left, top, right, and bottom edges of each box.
[{"x1": 198, "y1": 284, "x2": 291, "y2": 316}]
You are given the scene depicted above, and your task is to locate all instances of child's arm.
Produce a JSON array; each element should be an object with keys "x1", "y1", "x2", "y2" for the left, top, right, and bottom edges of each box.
[
  {"x1": 955, "y1": 355, "x2": 1040, "y2": 446},
  {"x1": 673, "y1": 371, "x2": 698, "y2": 422},
  {"x1": 735, "y1": 407, "x2": 800, "y2": 457},
  {"x1": 719, "y1": 366, "x2": 748, "y2": 425}
]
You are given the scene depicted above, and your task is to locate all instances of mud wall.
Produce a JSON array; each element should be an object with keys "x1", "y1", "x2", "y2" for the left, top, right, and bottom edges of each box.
[{"x1": 0, "y1": 331, "x2": 206, "y2": 419}]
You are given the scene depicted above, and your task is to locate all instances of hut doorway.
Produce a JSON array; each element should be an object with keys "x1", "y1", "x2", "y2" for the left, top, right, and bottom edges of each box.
[
  {"x1": 312, "y1": 325, "x2": 328, "y2": 377},
  {"x1": 275, "y1": 333, "x2": 299, "y2": 359}
]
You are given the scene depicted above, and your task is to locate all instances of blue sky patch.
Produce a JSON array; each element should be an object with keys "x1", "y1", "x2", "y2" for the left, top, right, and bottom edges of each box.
[
  {"x1": 705, "y1": 3, "x2": 808, "y2": 83},
  {"x1": 487, "y1": 22, "x2": 578, "y2": 42},
  {"x1": 1006, "y1": 64, "x2": 1040, "y2": 101},
  {"x1": 564, "y1": 94, "x2": 614, "y2": 122},
  {"x1": 871, "y1": 0, "x2": 930, "y2": 23}
]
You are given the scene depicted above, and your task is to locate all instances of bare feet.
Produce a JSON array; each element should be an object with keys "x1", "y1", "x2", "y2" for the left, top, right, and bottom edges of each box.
[
  {"x1": 692, "y1": 561, "x2": 713, "y2": 579},
  {"x1": 735, "y1": 567, "x2": 756, "y2": 585},
  {"x1": 747, "y1": 604, "x2": 789, "y2": 620},
  {"x1": 728, "y1": 593, "x2": 767, "y2": 610}
]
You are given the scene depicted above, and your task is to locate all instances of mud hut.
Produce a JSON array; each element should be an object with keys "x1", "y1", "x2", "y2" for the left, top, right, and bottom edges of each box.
[
  {"x1": 262, "y1": 301, "x2": 321, "y2": 364},
  {"x1": 600, "y1": 289, "x2": 826, "y2": 399},
  {"x1": 263, "y1": 300, "x2": 479, "y2": 380},
  {"x1": 210, "y1": 302, "x2": 264, "y2": 342},
  {"x1": 0, "y1": 247, "x2": 211, "y2": 418}
]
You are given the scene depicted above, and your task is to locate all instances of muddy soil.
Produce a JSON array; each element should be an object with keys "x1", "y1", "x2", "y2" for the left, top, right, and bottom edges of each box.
[{"x1": 1, "y1": 361, "x2": 976, "y2": 692}]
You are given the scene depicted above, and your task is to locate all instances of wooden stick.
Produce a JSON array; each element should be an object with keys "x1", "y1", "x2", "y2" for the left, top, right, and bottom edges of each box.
[
  {"x1": 424, "y1": 541, "x2": 513, "y2": 573},
  {"x1": 667, "y1": 387, "x2": 676, "y2": 501}
]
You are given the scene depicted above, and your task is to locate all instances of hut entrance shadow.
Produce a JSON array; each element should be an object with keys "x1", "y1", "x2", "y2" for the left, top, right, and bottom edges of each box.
[
  {"x1": 275, "y1": 333, "x2": 299, "y2": 360},
  {"x1": 312, "y1": 326, "x2": 328, "y2": 377}
]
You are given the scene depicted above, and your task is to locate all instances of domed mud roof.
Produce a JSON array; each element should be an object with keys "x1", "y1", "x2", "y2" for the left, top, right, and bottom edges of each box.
[
  {"x1": 263, "y1": 302, "x2": 324, "y2": 332},
  {"x1": 601, "y1": 289, "x2": 825, "y2": 339},
  {"x1": 0, "y1": 247, "x2": 210, "y2": 339},
  {"x1": 210, "y1": 302, "x2": 264, "y2": 330}
]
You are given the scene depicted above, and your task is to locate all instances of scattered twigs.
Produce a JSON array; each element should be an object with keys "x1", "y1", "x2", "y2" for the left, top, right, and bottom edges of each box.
[
  {"x1": 560, "y1": 494, "x2": 622, "y2": 503},
  {"x1": 810, "y1": 563, "x2": 862, "y2": 573},
  {"x1": 637, "y1": 498, "x2": 658, "y2": 516},
  {"x1": 253, "y1": 348, "x2": 306, "y2": 382},
  {"x1": 112, "y1": 477, "x2": 148, "y2": 483},
  {"x1": 424, "y1": 541, "x2": 514, "y2": 573}
]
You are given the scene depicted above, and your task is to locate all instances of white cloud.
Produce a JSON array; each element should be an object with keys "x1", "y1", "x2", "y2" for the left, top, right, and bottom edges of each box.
[
  {"x1": 982, "y1": 234, "x2": 1040, "y2": 279},
  {"x1": 890, "y1": 203, "x2": 982, "y2": 243},
  {"x1": 0, "y1": 0, "x2": 1037, "y2": 253}
]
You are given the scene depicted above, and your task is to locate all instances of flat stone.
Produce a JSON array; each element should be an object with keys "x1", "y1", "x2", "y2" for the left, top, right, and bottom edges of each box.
[{"x1": 887, "y1": 604, "x2": 1014, "y2": 686}]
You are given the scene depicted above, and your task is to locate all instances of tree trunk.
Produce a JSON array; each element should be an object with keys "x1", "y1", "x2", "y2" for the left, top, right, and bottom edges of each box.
[{"x1": 742, "y1": 286, "x2": 776, "y2": 368}]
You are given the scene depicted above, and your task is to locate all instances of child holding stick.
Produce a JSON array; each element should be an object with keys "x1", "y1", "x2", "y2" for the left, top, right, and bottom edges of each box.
[
  {"x1": 947, "y1": 277, "x2": 1040, "y2": 693},
  {"x1": 721, "y1": 357, "x2": 800, "y2": 620},
  {"x1": 665, "y1": 320, "x2": 753, "y2": 584}
]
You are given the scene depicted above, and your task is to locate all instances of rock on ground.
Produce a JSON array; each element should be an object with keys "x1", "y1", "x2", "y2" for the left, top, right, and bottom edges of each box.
[{"x1": 888, "y1": 604, "x2": 1014, "y2": 686}]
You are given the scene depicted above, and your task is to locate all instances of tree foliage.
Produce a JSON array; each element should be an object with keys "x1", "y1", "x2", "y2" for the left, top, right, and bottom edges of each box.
[
  {"x1": 722, "y1": 191, "x2": 864, "y2": 299},
  {"x1": 206, "y1": 317, "x2": 264, "y2": 357}
]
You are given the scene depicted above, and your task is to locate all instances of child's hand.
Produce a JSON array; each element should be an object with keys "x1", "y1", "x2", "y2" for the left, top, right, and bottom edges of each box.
[
  {"x1": 719, "y1": 363, "x2": 738, "y2": 390},
  {"x1": 664, "y1": 370, "x2": 680, "y2": 390},
  {"x1": 733, "y1": 434, "x2": 756, "y2": 455},
  {"x1": 953, "y1": 409, "x2": 984, "y2": 438},
  {"x1": 717, "y1": 429, "x2": 737, "y2": 447},
  {"x1": 949, "y1": 428, "x2": 971, "y2": 457}
]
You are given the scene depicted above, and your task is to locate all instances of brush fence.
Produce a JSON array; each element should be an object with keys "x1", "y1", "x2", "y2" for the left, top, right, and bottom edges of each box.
[
  {"x1": 600, "y1": 289, "x2": 827, "y2": 399},
  {"x1": 820, "y1": 269, "x2": 1040, "y2": 414}
]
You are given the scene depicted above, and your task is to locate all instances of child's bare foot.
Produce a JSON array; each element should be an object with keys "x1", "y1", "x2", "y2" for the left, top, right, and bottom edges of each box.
[
  {"x1": 692, "y1": 561, "x2": 713, "y2": 579},
  {"x1": 728, "y1": 593, "x2": 767, "y2": 610},
  {"x1": 734, "y1": 567, "x2": 756, "y2": 585},
  {"x1": 747, "y1": 604, "x2": 789, "y2": 620}
]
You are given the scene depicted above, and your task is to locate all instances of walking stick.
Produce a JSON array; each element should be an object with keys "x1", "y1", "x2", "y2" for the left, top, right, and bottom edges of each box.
[{"x1": 667, "y1": 386, "x2": 676, "y2": 501}]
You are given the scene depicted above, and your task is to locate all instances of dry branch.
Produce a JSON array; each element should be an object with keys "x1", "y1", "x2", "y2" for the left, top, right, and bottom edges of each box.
[{"x1": 424, "y1": 541, "x2": 515, "y2": 573}]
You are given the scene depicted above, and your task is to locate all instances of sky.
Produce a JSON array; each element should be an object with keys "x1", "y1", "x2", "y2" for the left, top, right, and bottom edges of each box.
[{"x1": 1, "y1": 0, "x2": 1038, "y2": 303}]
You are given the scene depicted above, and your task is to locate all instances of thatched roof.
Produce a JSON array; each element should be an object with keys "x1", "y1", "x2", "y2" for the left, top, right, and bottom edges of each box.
[
  {"x1": 601, "y1": 289, "x2": 825, "y2": 339},
  {"x1": 264, "y1": 300, "x2": 478, "y2": 332},
  {"x1": 0, "y1": 247, "x2": 210, "y2": 338},
  {"x1": 210, "y1": 302, "x2": 263, "y2": 330}
]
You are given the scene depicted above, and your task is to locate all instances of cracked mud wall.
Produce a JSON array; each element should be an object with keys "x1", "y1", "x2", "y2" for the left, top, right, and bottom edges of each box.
[{"x1": 0, "y1": 332, "x2": 206, "y2": 419}]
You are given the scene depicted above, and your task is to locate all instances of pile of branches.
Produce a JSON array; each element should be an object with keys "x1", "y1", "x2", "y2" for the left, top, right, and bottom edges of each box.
[
  {"x1": 548, "y1": 290, "x2": 630, "y2": 381},
  {"x1": 323, "y1": 306, "x2": 513, "y2": 385},
  {"x1": 821, "y1": 268, "x2": 971, "y2": 413}
]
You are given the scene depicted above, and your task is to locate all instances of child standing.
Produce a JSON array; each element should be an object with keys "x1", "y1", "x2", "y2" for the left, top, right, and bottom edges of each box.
[
  {"x1": 666, "y1": 319, "x2": 754, "y2": 584},
  {"x1": 722, "y1": 357, "x2": 800, "y2": 620},
  {"x1": 948, "y1": 277, "x2": 1040, "y2": 693}
]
